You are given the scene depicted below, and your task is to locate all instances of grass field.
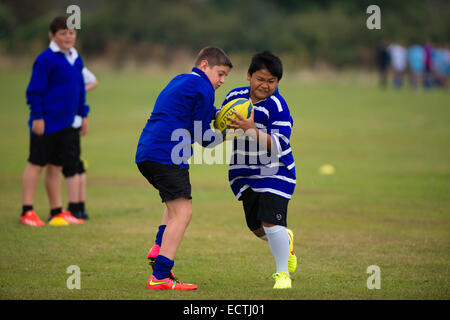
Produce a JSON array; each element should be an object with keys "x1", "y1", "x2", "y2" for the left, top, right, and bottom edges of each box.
[{"x1": 0, "y1": 68, "x2": 449, "y2": 300}]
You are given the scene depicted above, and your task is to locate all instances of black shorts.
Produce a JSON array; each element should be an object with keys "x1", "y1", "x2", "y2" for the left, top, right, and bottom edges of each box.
[
  {"x1": 28, "y1": 127, "x2": 78, "y2": 168},
  {"x1": 240, "y1": 188, "x2": 289, "y2": 231},
  {"x1": 62, "y1": 128, "x2": 86, "y2": 177},
  {"x1": 137, "y1": 160, "x2": 192, "y2": 203}
]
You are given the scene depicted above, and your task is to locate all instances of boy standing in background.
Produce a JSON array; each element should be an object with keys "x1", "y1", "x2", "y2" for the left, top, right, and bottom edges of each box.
[
  {"x1": 63, "y1": 67, "x2": 98, "y2": 220},
  {"x1": 20, "y1": 16, "x2": 89, "y2": 227}
]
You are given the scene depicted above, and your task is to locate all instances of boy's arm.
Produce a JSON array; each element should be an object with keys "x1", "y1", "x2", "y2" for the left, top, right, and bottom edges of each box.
[
  {"x1": 191, "y1": 91, "x2": 222, "y2": 148},
  {"x1": 26, "y1": 58, "x2": 49, "y2": 125},
  {"x1": 227, "y1": 108, "x2": 273, "y2": 151},
  {"x1": 227, "y1": 99, "x2": 292, "y2": 154},
  {"x1": 266, "y1": 102, "x2": 293, "y2": 156},
  {"x1": 78, "y1": 70, "x2": 90, "y2": 135},
  {"x1": 82, "y1": 67, "x2": 98, "y2": 91}
]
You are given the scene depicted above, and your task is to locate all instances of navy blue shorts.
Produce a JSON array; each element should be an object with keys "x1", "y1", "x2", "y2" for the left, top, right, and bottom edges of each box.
[
  {"x1": 240, "y1": 188, "x2": 289, "y2": 231},
  {"x1": 28, "y1": 127, "x2": 77, "y2": 168},
  {"x1": 62, "y1": 128, "x2": 85, "y2": 177}
]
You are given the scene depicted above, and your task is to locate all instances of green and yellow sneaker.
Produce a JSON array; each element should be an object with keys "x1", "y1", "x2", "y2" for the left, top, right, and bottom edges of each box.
[
  {"x1": 286, "y1": 228, "x2": 297, "y2": 274},
  {"x1": 272, "y1": 272, "x2": 292, "y2": 289}
]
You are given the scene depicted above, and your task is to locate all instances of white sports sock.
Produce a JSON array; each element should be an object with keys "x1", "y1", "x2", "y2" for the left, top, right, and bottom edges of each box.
[{"x1": 263, "y1": 225, "x2": 290, "y2": 275}]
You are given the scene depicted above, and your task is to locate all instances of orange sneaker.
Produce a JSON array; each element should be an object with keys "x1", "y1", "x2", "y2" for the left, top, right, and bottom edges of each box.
[
  {"x1": 49, "y1": 210, "x2": 84, "y2": 225},
  {"x1": 20, "y1": 210, "x2": 45, "y2": 227},
  {"x1": 147, "y1": 274, "x2": 197, "y2": 291},
  {"x1": 147, "y1": 244, "x2": 160, "y2": 261},
  {"x1": 60, "y1": 209, "x2": 84, "y2": 224}
]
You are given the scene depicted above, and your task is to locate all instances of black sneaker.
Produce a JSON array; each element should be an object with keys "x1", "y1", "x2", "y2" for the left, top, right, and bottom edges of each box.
[
  {"x1": 80, "y1": 210, "x2": 89, "y2": 220},
  {"x1": 71, "y1": 210, "x2": 83, "y2": 219}
]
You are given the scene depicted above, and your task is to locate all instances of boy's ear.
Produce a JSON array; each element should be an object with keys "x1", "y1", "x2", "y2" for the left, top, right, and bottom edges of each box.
[
  {"x1": 197, "y1": 59, "x2": 210, "y2": 72},
  {"x1": 247, "y1": 72, "x2": 251, "y2": 81}
]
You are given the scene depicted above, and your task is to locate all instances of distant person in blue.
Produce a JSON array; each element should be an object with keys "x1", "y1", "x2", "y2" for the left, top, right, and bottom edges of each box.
[
  {"x1": 221, "y1": 51, "x2": 297, "y2": 289},
  {"x1": 408, "y1": 43, "x2": 425, "y2": 90},
  {"x1": 136, "y1": 47, "x2": 232, "y2": 291},
  {"x1": 445, "y1": 46, "x2": 450, "y2": 88},
  {"x1": 431, "y1": 46, "x2": 448, "y2": 88},
  {"x1": 20, "y1": 16, "x2": 89, "y2": 227}
]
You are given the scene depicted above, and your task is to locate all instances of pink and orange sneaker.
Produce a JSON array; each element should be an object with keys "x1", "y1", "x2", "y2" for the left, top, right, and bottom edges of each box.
[
  {"x1": 20, "y1": 210, "x2": 45, "y2": 227},
  {"x1": 147, "y1": 244, "x2": 161, "y2": 262},
  {"x1": 60, "y1": 209, "x2": 84, "y2": 224},
  {"x1": 49, "y1": 210, "x2": 84, "y2": 225},
  {"x1": 147, "y1": 274, "x2": 197, "y2": 291},
  {"x1": 147, "y1": 244, "x2": 177, "y2": 280}
]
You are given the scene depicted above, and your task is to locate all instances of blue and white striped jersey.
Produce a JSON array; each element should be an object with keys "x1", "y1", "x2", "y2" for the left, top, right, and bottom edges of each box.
[{"x1": 222, "y1": 86, "x2": 296, "y2": 200}]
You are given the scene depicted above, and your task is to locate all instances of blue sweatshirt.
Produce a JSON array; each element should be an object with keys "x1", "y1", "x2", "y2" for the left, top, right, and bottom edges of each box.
[
  {"x1": 135, "y1": 67, "x2": 216, "y2": 168},
  {"x1": 26, "y1": 46, "x2": 89, "y2": 136}
]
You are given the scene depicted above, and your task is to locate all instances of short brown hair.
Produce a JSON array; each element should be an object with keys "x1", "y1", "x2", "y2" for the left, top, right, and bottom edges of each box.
[
  {"x1": 49, "y1": 16, "x2": 69, "y2": 35},
  {"x1": 194, "y1": 47, "x2": 233, "y2": 69}
]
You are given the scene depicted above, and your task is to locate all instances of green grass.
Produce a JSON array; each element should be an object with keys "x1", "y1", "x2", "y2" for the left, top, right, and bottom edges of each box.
[{"x1": 0, "y1": 69, "x2": 449, "y2": 299}]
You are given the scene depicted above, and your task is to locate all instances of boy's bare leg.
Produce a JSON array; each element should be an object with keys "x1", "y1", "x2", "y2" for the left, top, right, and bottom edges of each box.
[
  {"x1": 22, "y1": 162, "x2": 44, "y2": 205},
  {"x1": 161, "y1": 207, "x2": 169, "y2": 225},
  {"x1": 45, "y1": 164, "x2": 63, "y2": 209},
  {"x1": 66, "y1": 174, "x2": 80, "y2": 204},
  {"x1": 79, "y1": 172, "x2": 86, "y2": 202},
  {"x1": 159, "y1": 198, "x2": 192, "y2": 260}
]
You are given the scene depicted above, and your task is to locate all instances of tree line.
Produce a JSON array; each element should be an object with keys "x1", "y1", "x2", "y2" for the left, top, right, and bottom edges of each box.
[{"x1": 1, "y1": 0, "x2": 448, "y2": 68}]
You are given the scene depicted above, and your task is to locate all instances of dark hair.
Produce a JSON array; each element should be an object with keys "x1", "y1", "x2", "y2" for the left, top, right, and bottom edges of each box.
[
  {"x1": 49, "y1": 16, "x2": 69, "y2": 35},
  {"x1": 194, "y1": 46, "x2": 233, "y2": 69},
  {"x1": 248, "y1": 51, "x2": 283, "y2": 80}
]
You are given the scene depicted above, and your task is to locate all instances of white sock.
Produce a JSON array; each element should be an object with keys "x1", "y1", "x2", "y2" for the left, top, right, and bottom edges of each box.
[{"x1": 263, "y1": 225, "x2": 290, "y2": 275}]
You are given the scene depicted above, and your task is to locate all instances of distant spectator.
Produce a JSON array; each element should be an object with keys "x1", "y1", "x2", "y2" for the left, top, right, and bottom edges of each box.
[
  {"x1": 444, "y1": 46, "x2": 450, "y2": 88},
  {"x1": 388, "y1": 42, "x2": 407, "y2": 89},
  {"x1": 376, "y1": 39, "x2": 390, "y2": 88},
  {"x1": 423, "y1": 41, "x2": 433, "y2": 88},
  {"x1": 407, "y1": 44, "x2": 425, "y2": 90},
  {"x1": 431, "y1": 46, "x2": 448, "y2": 88}
]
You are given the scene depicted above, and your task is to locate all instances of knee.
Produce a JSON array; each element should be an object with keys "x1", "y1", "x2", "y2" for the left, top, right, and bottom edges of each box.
[
  {"x1": 171, "y1": 206, "x2": 192, "y2": 225},
  {"x1": 181, "y1": 207, "x2": 193, "y2": 225},
  {"x1": 26, "y1": 162, "x2": 44, "y2": 174},
  {"x1": 252, "y1": 226, "x2": 265, "y2": 238}
]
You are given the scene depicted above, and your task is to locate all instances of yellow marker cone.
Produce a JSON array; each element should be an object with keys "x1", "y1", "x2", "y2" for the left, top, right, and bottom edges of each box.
[{"x1": 319, "y1": 164, "x2": 335, "y2": 175}]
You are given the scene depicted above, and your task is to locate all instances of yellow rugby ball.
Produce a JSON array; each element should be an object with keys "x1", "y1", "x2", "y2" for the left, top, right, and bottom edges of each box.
[{"x1": 214, "y1": 98, "x2": 253, "y2": 137}]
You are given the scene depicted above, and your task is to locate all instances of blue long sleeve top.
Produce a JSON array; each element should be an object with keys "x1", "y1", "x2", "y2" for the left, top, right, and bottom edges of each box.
[
  {"x1": 26, "y1": 45, "x2": 89, "y2": 136},
  {"x1": 135, "y1": 67, "x2": 217, "y2": 168}
]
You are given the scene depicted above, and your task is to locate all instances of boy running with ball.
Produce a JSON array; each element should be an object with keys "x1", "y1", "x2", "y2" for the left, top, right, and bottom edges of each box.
[{"x1": 223, "y1": 51, "x2": 297, "y2": 289}]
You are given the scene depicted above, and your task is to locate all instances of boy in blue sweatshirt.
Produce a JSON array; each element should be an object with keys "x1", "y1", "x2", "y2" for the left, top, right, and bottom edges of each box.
[
  {"x1": 20, "y1": 16, "x2": 89, "y2": 227},
  {"x1": 136, "y1": 47, "x2": 232, "y2": 290}
]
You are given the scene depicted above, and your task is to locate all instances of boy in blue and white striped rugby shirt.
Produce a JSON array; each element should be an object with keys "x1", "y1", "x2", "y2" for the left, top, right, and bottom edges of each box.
[{"x1": 223, "y1": 51, "x2": 297, "y2": 289}]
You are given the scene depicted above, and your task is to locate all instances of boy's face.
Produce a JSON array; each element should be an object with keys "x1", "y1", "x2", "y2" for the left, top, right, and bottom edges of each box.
[
  {"x1": 198, "y1": 60, "x2": 231, "y2": 90},
  {"x1": 247, "y1": 69, "x2": 279, "y2": 102},
  {"x1": 50, "y1": 29, "x2": 76, "y2": 53}
]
